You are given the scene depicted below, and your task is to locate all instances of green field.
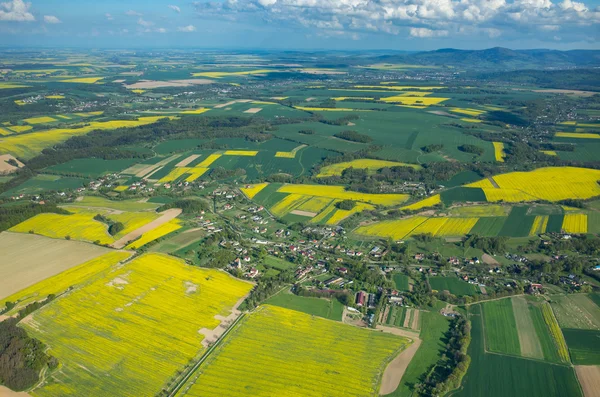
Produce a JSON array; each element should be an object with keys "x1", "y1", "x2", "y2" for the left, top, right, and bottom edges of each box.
[
  {"x1": 45, "y1": 158, "x2": 140, "y2": 177},
  {"x1": 482, "y1": 298, "x2": 521, "y2": 356},
  {"x1": 182, "y1": 305, "x2": 408, "y2": 397},
  {"x1": 562, "y1": 328, "x2": 600, "y2": 365},
  {"x1": 454, "y1": 305, "x2": 582, "y2": 397},
  {"x1": 1, "y1": 174, "x2": 89, "y2": 197},
  {"x1": 393, "y1": 273, "x2": 410, "y2": 291},
  {"x1": 263, "y1": 255, "x2": 297, "y2": 270},
  {"x1": 469, "y1": 216, "x2": 507, "y2": 236},
  {"x1": 550, "y1": 294, "x2": 600, "y2": 330},
  {"x1": 528, "y1": 301, "x2": 565, "y2": 363},
  {"x1": 429, "y1": 276, "x2": 478, "y2": 296},
  {"x1": 264, "y1": 290, "x2": 344, "y2": 321},
  {"x1": 391, "y1": 309, "x2": 450, "y2": 397},
  {"x1": 66, "y1": 196, "x2": 160, "y2": 212},
  {"x1": 498, "y1": 206, "x2": 534, "y2": 237},
  {"x1": 440, "y1": 187, "x2": 486, "y2": 205}
]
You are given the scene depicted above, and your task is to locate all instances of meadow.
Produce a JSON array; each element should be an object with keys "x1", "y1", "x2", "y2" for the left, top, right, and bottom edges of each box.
[
  {"x1": 482, "y1": 299, "x2": 521, "y2": 356},
  {"x1": 393, "y1": 273, "x2": 410, "y2": 291},
  {"x1": 454, "y1": 305, "x2": 582, "y2": 397},
  {"x1": 429, "y1": 276, "x2": 478, "y2": 296},
  {"x1": 183, "y1": 305, "x2": 408, "y2": 397},
  {"x1": 265, "y1": 290, "x2": 344, "y2": 321},
  {"x1": 550, "y1": 294, "x2": 600, "y2": 330},
  {"x1": 45, "y1": 158, "x2": 140, "y2": 178},
  {"x1": 23, "y1": 253, "x2": 252, "y2": 397}
]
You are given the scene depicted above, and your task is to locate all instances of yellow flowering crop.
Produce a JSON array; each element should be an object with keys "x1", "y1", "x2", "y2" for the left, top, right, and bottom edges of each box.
[
  {"x1": 310, "y1": 201, "x2": 339, "y2": 224},
  {"x1": 297, "y1": 197, "x2": 333, "y2": 213},
  {"x1": 192, "y1": 69, "x2": 273, "y2": 78},
  {"x1": 542, "y1": 150, "x2": 558, "y2": 156},
  {"x1": 555, "y1": 132, "x2": 600, "y2": 139},
  {"x1": 401, "y1": 195, "x2": 441, "y2": 211},
  {"x1": 270, "y1": 194, "x2": 310, "y2": 217},
  {"x1": 326, "y1": 202, "x2": 374, "y2": 225},
  {"x1": 196, "y1": 153, "x2": 222, "y2": 167},
  {"x1": 125, "y1": 219, "x2": 182, "y2": 249},
  {"x1": 275, "y1": 145, "x2": 306, "y2": 158},
  {"x1": 7, "y1": 125, "x2": 32, "y2": 133},
  {"x1": 46, "y1": 95, "x2": 65, "y2": 99},
  {"x1": 493, "y1": 142, "x2": 505, "y2": 162},
  {"x1": 181, "y1": 108, "x2": 209, "y2": 114},
  {"x1": 461, "y1": 118, "x2": 482, "y2": 123},
  {"x1": 356, "y1": 216, "x2": 478, "y2": 239},
  {"x1": 294, "y1": 106, "x2": 371, "y2": 112},
  {"x1": 184, "y1": 305, "x2": 408, "y2": 397},
  {"x1": 529, "y1": 216, "x2": 549, "y2": 235},
  {"x1": 224, "y1": 150, "x2": 258, "y2": 156},
  {"x1": 562, "y1": 214, "x2": 587, "y2": 234},
  {"x1": 278, "y1": 184, "x2": 408, "y2": 206},
  {"x1": 23, "y1": 116, "x2": 57, "y2": 124},
  {"x1": 60, "y1": 77, "x2": 104, "y2": 83},
  {"x1": 380, "y1": 96, "x2": 449, "y2": 106},
  {"x1": 318, "y1": 159, "x2": 421, "y2": 177},
  {"x1": 24, "y1": 253, "x2": 252, "y2": 397},
  {"x1": 450, "y1": 107, "x2": 486, "y2": 116},
  {"x1": 241, "y1": 183, "x2": 269, "y2": 199}
]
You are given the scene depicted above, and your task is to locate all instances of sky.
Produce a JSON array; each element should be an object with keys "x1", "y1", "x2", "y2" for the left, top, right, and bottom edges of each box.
[{"x1": 0, "y1": 0, "x2": 598, "y2": 50}]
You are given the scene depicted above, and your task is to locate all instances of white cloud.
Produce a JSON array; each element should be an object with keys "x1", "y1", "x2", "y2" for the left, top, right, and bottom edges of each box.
[
  {"x1": 43, "y1": 15, "x2": 61, "y2": 24},
  {"x1": 125, "y1": 10, "x2": 142, "y2": 17},
  {"x1": 0, "y1": 0, "x2": 34, "y2": 22},
  {"x1": 137, "y1": 18, "x2": 153, "y2": 27},
  {"x1": 409, "y1": 27, "x2": 449, "y2": 37},
  {"x1": 157, "y1": 27, "x2": 167, "y2": 33},
  {"x1": 168, "y1": 5, "x2": 181, "y2": 13},
  {"x1": 178, "y1": 24, "x2": 196, "y2": 32},
  {"x1": 105, "y1": 13, "x2": 113, "y2": 21},
  {"x1": 560, "y1": 0, "x2": 587, "y2": 11},
  {"x1": 258, "y1": 0, "x2": 278, "y2": 6}
]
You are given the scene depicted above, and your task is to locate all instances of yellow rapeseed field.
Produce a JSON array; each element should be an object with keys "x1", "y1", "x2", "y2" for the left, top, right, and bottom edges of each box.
[
  {"x1": 183, "y1": 305, "x2": 407, "y2": 397},
  {"x1": 60, "y1": 77, "x2": 104, "y2": 83},
  {"x1": 0, "y1": 82, "x2": 30, "y2": 89},
  {"x1": 181, "y1": 108, "x2": 209, "y2": 114},
  {"x1": 326, "y1": 202, "x2": 374, "y2": 225},
  {"x1": 130, "y1": 89, "x2": 146, "y2": 94},
  {"x1": 332, "y1": 96, "x2": 374, "y2": 101},
  {"x1": 493, "y1": 142, "x2": 506, "y2": 162},
  {"x1": 7, "y1": 125, "x2": 33, "y2": 133},
  {"x1": 224, "y1": 150, "x2": 258, "y2": 156},
  {"x1": 529, "y1": 216, "x2": 549, "y2": 235},
  {"x1": 158, "y1": 167, "x2": 192, "y2": 183},
  {"x1": 23, "y1": 253, "x2": 252, "y2": 397},
  {"x1": 461, "y1": 118, "x2": 482, "y2": 123},
  {"x1": 0, "y1": 127, "x2": 11, "y2": 136},
  {"x1": 356, "y1": 216, "x2": 478, "y2": 239},
  {"x1": 278, "y1": 184, "x2": 409, "y2": 206},
  {"x1": 450, "y1": 108, "x2": 486, "y2": 116},
  {"x1": 9, "y1": 211, "x2": 114, "y2": 244},
  {"x1": 310, "y1": 201, "x2": 339, "y2": 224},
  {"x1": 270, "y1": 194, "x2": 310, "y2": 217},
  {"x1": 240, "y1": 183, "x2": 269, "y2": 199},
  {"x1": 0, "y1": 251, "x2": 131, "y2": 314},
  {"x1": 46, "y1": 95, "x2": 65, "y2": 99},
  {"x1": 23, "y1": 116, "x2": 57, "y2": 124},
  {"x1": 555, "y1": 132, "x2": 600, "y2": 139},
  {"x1": 297, "y1": 196, "x2": 333, "y2": 213},
  {"x1": 562, "y1": 214, "x2": 588, "y2": 234},
  {"x1": 0, "y1": 116, "x2": 174, "y2": 159},
  {"x1": 275, "y1": 144, "x2": 306, "y2": 158},
  {"x1": 401, "y1": 195, "x2": 442, "y2": 211},
  {"x1": 196, "y1": 153, "x2": 222, "y2": 167},
  {"x1": 542, "y1": 150, "x2": 558, "y2": 156},
  {"x1": 317, "y1": 159, "x2": 421, "y2": 177},
  {"x1": 354, "y1": 85, "x2": 443, "y2": 90},
  {"x1": 294, "y1": 106, "x2": 371, "y2": 112},
  {"x1": 356, "y1": 217, "x2": 428, "y2": 240},
  {"x1": 125, "y1": 219, "x2": 182, "y2": 249},
  {"x1": 114, "y1": 185, "x2": 129, "y2": 192},
  {"x1": 380, "y1": 96, "x2": 449, "y2": 106},
  {"x1": 468, "y1": 167, "x2": 600, "y2": 202}
]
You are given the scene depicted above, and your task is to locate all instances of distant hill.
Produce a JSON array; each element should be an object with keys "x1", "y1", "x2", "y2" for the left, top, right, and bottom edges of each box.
[{"x1": 370, "y1": 47, "x2": 600, "y2": 70}]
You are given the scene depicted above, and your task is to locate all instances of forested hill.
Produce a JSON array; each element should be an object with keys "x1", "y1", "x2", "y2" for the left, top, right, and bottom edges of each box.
[{"x1": 369, "y1": 47, "x2": 600, "y2": 70}]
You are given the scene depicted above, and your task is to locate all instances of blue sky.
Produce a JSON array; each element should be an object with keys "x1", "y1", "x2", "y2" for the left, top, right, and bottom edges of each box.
[{"x1": 0, "y1": 0, "x2": 598, "y2": 50}]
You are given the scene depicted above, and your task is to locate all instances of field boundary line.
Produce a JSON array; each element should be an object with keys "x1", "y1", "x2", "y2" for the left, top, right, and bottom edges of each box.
[{"x1": 168, "y1": 312, "x2": 248, "y2": 397}]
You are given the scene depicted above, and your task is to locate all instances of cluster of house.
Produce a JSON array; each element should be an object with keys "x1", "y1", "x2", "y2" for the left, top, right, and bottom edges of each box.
[
  {"x1": 447, "y1": 256, "x2": 481, "y2": 266},
  {"x1": 369, "y1": 246, "x2": 389, "y2": 259},
  {"x1": 196, "y1": 214, "x2": 223, "y2": 234}
]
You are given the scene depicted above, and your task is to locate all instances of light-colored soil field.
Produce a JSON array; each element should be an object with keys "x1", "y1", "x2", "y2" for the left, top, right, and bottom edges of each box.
[
  {"x1": 110, "y1": 208, "x2": 181, "y2": 248},
  {"x1": 0, "y1": 386, "x2": 31, "y2": 397},
  {"x1": 513, "y1": 296, "x2": 544, "y2": 359},
  {"x1": 175, "y1": 154, "x2": 201, "y2": 167},
  {"x1": 0, "y1": 154, "x2": 24, "y2": 173},
  {"x1": 243, "y1": 107, "x2": 262, "y2": 114},
  {"x1": 0, "y1": 232, "x2": 112, "y2": 300},
  {"x1": 576, "y1": 366, "x2": 600, "y2": 397},
  {"x1": 411, "y1": 309, "x2": 420, "y2": 331},
  {"x1": 290, "y1": 209, "x2": 317, "y2": 217},
  {"x1": 482, "y1": 253, "x2": 500, "y2": 266},
  {"x1": 551, "y1": 294, "x2": 600, "y2": 330}
]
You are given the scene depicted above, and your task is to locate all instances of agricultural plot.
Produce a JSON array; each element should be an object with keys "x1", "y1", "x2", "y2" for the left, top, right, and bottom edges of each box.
[
  {"x1": 562, "y1": 213, "x2": 588, "y2": 234},
  {"x1": 22, "y1": 253, "x2": 253, "y2": 397},
  {"x1": 265, "y1": 290, "x2": 344, "y2": 321},
  {"x1": 482, "y1": 299, "x2": 521, "y2": 356},
  {"x1": 393, "y1": 273, "x2": 410, "y2": 291},
  {"x1": 0, "y1": 174, "x2": 88, "y2": 197},
  {"x1": 563, "y1": 329, "x2": 600, "y2": 365},
  {"x1": 429, "y1": 276, "x2": 478, "y2": 296},
  {"x1": 124, "y1": 218, "x2": 182, "y2": 249},
  {"x1": 240, "y1": 182, "x2": 269, "y2": 199},
  {"x1": 0, "y1": 232, "x2": 115, "y2": 301},
  {"x1": 469, "y1": 217, "x2": 507, "y2": 236},
  {"x1": 401, "y1": 194, "x2": 441, "y2": 211},
  {"x1": 493, "y1": 142, "x2": 506, "y2": 162},
  {"x1": 68, "y1": 196, "x2": 159, "y2": 211},
  {"x1": 355, "y1": 216, "x2": 478, "y2": 240},
  {"x1": 550, "y1": 294, "x2": 600, "y2": 330},
  {"x1": 182, "y1": 305, "x2": 408, "y2": 397},
  {"x1": 448, "y1": 205, "x2": 508, "y2": 217},
  {"x1": 498, "y1": 206, "x2": 535, "y2": 237},
  {"x1": 467, "y1": 167, "x2": 600, "y2": 202},
  {"x1": 385, "y1": 306, "x2": 420, "y2": 331},
  {"x1": 45, "y1": 158, "x2": 140, "y2": 178},
  {"x1": 440, "y1": 187, "x2": 487, "y2": 205},
  {"x1": 455, "y1": 305, "x2": 582, "y2": 397},
  {"x1": 317, "y1": 159, "x2": 421, "y2": 177},
  {"x1": 0, "y1": 116, "x2": 174, "y2": 159}
]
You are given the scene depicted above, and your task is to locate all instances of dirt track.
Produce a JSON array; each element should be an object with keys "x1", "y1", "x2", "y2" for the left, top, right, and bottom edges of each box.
[
  {"x1": 377, "y1": 325, "x2": 422, "y2": 395},
  {"x1": 110, "y1": 208, "x2": 182, "y2": 249},
  {"x1": 0, "y1": 387, "x2": 31, "y2": 397}
]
